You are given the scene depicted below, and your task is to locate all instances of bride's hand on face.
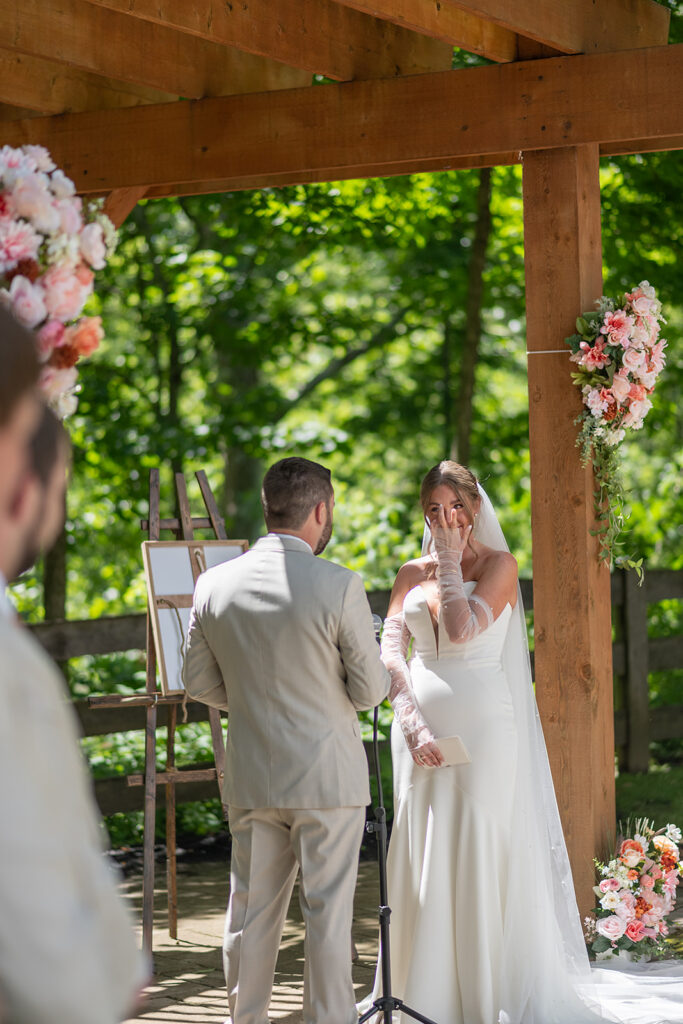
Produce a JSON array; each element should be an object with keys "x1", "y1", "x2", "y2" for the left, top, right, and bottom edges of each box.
[{"x1": 430, "y1": 503, "x2": 471, "y2": 556}]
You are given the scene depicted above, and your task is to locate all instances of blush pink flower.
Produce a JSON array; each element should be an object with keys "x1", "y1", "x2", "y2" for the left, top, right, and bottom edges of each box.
[
  {"x1": 649, "y1": 339, "x2": 667, "y2": 375},
  {"x1": 6, "y1": 274, "x2": 47, "y2": 328},
  {"x1": 57, "y1": 197, "x2": 83, "y2": 235},
  {"x1": 12, "y1": 173, "x2": 60, "y2": 234},
  {"x1": 601, "y1": 309, "x2": 634, "y2": 347},
  {"x1": 596, "y1": 915, "x2": 626, "y2": 941},
  {"x1": 578, "y1": 337, "x2": 611, "y2": 370},
  {"x1": 36, "y1": 319, "x2": 65, "y2": 359},
  {"x1": 41, "y1": 263, "x2": 89, "y2": 321},
  {"x1": 0, "y1": 218, "x2": 41, "y2": 272},
  {"x1": 622, "y1": 396, "x2": 652, "y2": 430},
  {"x1": 639, "y1": 874, "x2": 655, "y2": 890},
  {"x1": 599, "y1": 878, "x2": 621, "y2": 892},
  {"x1": 622, "y1": 346, "x2": 647, "y2": 374}
]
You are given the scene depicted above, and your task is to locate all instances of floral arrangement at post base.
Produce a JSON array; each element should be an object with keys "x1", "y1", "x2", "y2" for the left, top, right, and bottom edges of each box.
[
  {"x1": 0, "y1": 144, "x2": 117, "y2": 418},
  {"x1": 564, "y1": 282, "x2": 667, "y2": 578},
  {"x1": 584, "y1": 819, "x2": 683, "y2": 962}
]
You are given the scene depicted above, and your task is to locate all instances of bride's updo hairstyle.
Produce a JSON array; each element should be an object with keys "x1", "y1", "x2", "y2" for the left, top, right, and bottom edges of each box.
[{"x1": 420, "y1": 461, "x2": 479, "y2": 571}]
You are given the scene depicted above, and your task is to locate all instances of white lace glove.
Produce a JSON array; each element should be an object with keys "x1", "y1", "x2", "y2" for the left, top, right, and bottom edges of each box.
[
  {"x1": 432, "y1": 527, "x2": 494, "y2": 643},
  {"x1": 381, "y1": 613, "x2": 437, "y2": 759}
]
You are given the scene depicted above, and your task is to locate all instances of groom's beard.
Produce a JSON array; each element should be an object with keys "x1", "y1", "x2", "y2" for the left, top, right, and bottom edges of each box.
[{"x1": 314, "y1": 505, "x2": 333, "y2": 555}]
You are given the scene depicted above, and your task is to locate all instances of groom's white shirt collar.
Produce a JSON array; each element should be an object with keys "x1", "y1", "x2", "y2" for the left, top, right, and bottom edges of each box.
[{"x1": 265, "y1": 532, "x2": 313, "y2": 555}]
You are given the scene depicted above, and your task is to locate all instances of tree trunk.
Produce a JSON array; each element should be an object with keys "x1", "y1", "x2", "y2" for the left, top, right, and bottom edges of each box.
[
  {"x1": 43, "y1": 492, "x2": 68, "y2": 678},
  {"x1": 450, "y1": 167, "x2": 493, "y2": 465}
]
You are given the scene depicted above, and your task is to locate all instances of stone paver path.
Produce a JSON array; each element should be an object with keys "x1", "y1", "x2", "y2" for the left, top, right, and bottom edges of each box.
[
  {"x1": 120, "y1": 855, "x2": 683, "y2": 1023},
  {"x1": 120, "y1": 858, "x2": 380, "y2": 1023}
]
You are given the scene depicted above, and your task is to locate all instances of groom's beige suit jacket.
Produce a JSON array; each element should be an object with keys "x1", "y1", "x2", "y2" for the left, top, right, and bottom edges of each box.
[
  {"x1": 0, "y1": 610, "x2": 146, "y2": 1024},
  {"x1": 184, "y1": 534, "x2": 390, "y2": 809}
]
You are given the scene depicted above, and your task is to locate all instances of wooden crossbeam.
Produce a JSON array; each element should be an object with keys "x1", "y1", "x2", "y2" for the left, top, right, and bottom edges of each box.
[
  {"x1": 0, "y1": 0, "x2": 311, "y2": 100},
  {"x1": 4, "y1": 44, "x2": 683, "y2": 193},
  {"x1": 442, "y1": 0, "x2": 669, "y2": 54},
  {"x1": 331, "y1": 0, "x2": 517, "y2": 60},
  {"x1": 84, "y1": 0, "x2": 454, "y2": 80},
  {"x1": 0, "y1": 48, "x2": 176, "y2": 115}
]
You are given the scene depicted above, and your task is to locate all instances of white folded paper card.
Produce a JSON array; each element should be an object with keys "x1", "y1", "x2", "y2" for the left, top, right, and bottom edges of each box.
[{"x1": 436, "y1": 735, "x2": 472, "y2": 766}]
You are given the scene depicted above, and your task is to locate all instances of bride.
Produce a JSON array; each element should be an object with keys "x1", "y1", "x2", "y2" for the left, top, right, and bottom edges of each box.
[{"x1": 359, "y1": 460, "x2": 683, "y2": 1024}]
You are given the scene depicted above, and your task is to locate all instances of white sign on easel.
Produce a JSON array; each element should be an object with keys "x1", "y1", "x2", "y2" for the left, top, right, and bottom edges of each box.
[{"x1": 142, "y1": 539, "x2": 247, "y2": 694}]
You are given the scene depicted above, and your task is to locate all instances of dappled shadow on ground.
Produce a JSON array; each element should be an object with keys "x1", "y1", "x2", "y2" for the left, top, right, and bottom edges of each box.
[
  {"x1": 122, "y1": 858, "x2": 381, "y2": 1023},
  {"x1": 121, "y1": 855, "x2": 683, "y2": 1022}
]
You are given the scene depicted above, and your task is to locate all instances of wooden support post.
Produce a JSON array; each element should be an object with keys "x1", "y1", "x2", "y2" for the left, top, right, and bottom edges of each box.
[
  {"x1": 623, "y1": 571, "x2": 650, "y2": 773},
  {"x1": 522, "y1": 145, "x2": 615, "y2": 920},
  {"x1": 166, "y1": 703, "x2": 178, "y2": 939}
]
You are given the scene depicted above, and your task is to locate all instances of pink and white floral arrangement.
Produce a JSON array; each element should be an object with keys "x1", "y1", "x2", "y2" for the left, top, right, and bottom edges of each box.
[
  {"x1": 584, "y1": 819, "x2": 683, "y2": 961},
  {"x1": 0, "y1": 144, "x2": 117, "y2": 418},
  {"x1": 565, "y1": 283, "x2": 667, "y2": 574}
]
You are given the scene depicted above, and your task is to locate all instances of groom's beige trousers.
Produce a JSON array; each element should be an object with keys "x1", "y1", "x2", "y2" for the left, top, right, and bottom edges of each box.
[{"x1": 224, "y1": 804, "x2": 365, "y2": 1024}]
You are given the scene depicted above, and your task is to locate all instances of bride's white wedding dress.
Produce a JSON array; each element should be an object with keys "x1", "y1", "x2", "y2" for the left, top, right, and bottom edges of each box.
[{"x1": 359, "y1": 488, "x2": 683, "y2": 1024}]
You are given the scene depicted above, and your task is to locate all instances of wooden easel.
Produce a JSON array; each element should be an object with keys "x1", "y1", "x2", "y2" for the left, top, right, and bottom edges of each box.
[{"x1": 90, "y1": 468, "x2": 233, "y2": 955}]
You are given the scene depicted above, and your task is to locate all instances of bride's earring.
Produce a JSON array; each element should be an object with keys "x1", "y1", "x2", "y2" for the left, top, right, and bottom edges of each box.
[{"x1": 472, "y1": 512, "x2": 479, "y2": 537}]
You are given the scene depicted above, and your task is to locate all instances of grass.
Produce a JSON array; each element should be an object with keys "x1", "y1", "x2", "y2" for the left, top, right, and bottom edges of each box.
[{"x1": 616, "y1": 763, "x2": 683, "y2": 829}]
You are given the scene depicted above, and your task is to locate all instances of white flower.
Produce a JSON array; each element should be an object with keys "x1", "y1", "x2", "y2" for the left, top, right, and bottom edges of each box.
[
  {"x1": 634, "y1": 834, "x2": 650, "y2": 852},
  {"x1": 665, "y1": 824, "x2": 682, "y2": 844},
  {"x1": 22, "y1": 145, "x2": 56, "y2": 174},
  {"x1": 49, "y1": 168, "x2": 76, "y2": 199},
  {"x1": 80, "y1": 221, "x2": 106, "y2": 270},
  {"x1": 600, "y1": 891, "x2": 621, "y2": 910}
]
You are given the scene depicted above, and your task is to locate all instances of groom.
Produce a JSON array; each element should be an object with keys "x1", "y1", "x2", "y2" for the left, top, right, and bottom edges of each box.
[{"x1": 184, "y1": 457, "x2": 389, "y2": 1024}]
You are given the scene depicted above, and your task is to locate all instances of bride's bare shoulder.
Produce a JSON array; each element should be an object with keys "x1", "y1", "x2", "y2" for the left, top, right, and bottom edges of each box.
[{"x1": 391, "y1": 557, "x2": 429, "y2": 595}]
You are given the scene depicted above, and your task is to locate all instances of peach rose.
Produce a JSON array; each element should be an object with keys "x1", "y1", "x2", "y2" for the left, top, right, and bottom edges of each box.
[
  {"x1": 70, "y1": 316, "x2": 103, "y2": 356},
  {"x1": 610, "y1": 369, "x2": 631, "y2": 404},
  {"x1": 620, "y1": 840, "x2": 644, "y2": 869},
  {"x1": 625, "y1": 920, "x2": 645, "y2": 942},
  {"x1": 639, "y1": 874, "x2": 655, "y2": 890}
]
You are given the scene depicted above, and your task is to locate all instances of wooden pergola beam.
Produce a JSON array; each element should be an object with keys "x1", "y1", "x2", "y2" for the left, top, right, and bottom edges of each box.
[
  {"x1": 333, "y1": 0, "x2": 669, "y2": 57},
  {"x1": 0, "y1": 49, "x2": 177, "y2": 115},
  {"x1": 83, "y1": 0, "x2": 454, "y2": 81},
  {"x1": 442, "y1": 0, "x2": 669, "y2": 53},
  {"x1": 4, "y1": 43, "x2": 683, "y2": 194},
  {"x1": 0, "y1": 0, "x2": 312, "y2": 100}
]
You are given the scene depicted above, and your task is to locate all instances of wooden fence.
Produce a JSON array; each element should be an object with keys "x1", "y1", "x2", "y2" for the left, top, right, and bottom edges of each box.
[{"x1": 27, "y1": 568, "x2": 683, "y2": 816}]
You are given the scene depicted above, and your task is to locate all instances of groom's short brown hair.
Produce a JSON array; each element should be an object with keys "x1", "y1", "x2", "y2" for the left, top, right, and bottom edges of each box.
[{"x1": 261, "y1": 457, "x2": 333, "y2": 530}]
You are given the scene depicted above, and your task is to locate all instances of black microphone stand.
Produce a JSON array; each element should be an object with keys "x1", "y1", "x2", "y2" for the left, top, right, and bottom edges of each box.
[{"x1": 358, "y1": 619, "x2": 440, "y2": 1024}]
